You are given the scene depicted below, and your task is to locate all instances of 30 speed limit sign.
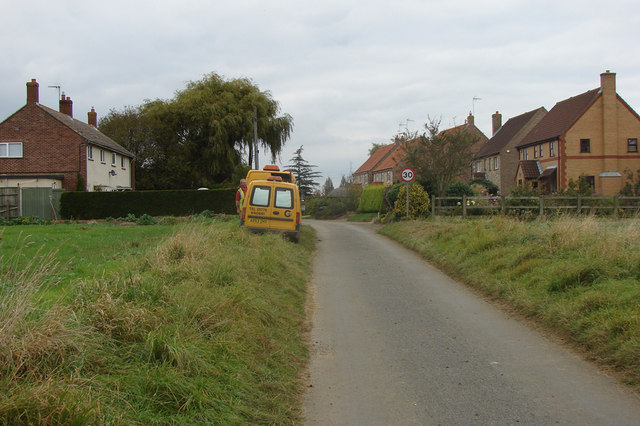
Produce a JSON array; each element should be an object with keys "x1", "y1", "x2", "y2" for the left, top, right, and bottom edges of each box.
[{"x1": 401, "y1": 168, "x2": 415, "y2": 182}]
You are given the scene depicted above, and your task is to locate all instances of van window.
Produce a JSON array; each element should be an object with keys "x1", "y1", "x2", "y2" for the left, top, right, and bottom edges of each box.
[
  {"x1": 251, "y1": 186, "x2": 271, "y2": 207},
  {"x1": 275, "y1": 187, "x2": 293, "y2": 209}
]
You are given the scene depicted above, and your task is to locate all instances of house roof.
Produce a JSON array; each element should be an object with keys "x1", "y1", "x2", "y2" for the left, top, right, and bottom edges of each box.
[
  {"x1": 476, "y1": 108, "x2": 546, "y2": 158},
  {"x1": 354, "y1": 143, "x2": 396, "y2": 174},
  {"x1": 37, "y1": 104, "x2": 134, "y2": 158},
  {"x1": 519, "y1": 160, "x2": 542, "y2": 179},
  {"x1": 517, "y1": 88, "x2": 600, "y2": 148}
]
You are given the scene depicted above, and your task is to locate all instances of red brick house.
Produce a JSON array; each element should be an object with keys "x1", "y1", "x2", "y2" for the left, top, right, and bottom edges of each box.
[
  {"x1": 515, "y1": 71, "x2": 640, "y2": 195},
  {"x1": 0, "y1": 79, "x2": 134, "y2": 191},
  {"x1": 353, "y1": 113, "x2": 488, "y2": 186}
]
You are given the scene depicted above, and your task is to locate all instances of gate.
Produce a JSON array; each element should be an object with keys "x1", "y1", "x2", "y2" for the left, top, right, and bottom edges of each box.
[
  {"x1": 0, "y1": 187, "x2": 20, "y2": 219},
  {"x1": 20, "y1": 188, "x2": 65, "y2": 220}
]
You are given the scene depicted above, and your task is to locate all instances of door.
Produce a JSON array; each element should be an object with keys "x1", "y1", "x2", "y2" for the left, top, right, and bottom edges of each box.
[{"x1": 269, "y1": 186, "x2": 296, "y2": 232}]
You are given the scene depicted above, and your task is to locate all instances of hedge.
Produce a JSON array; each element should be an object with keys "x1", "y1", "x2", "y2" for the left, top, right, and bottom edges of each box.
[
  {"x1": 60, "y1": 189, "x2": 236, "y2": 220},
  {"x1": 357, "y1": 184, "x2": 387, "y2": 213}
]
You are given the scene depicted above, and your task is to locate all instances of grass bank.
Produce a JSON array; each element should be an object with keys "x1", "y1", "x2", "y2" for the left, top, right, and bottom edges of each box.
[
  {"x1": 380, "y1": 216, "x2": 640, "y2": 388},
  {"x1": 0, "y1": 218, "x2": 315, "y2": 424}
]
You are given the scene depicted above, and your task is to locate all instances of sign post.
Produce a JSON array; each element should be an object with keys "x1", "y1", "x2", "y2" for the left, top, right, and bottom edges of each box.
[{"x1": 401, "y1": 168, "x2": 415, "y2": 218}]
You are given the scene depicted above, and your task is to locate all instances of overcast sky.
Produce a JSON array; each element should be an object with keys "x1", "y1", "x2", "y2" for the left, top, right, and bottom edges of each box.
[{"x1": 2, "y1": 0, "x2": 639, "y2": 186}]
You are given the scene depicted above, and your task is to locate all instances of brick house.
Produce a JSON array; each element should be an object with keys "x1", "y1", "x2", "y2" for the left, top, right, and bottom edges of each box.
[
  {"x1": 0, "y1": 79, "x2": 134, "y2": 191},
  {"x1": 354, "y1": 114, "x2": 488, "y2": 186},
  {"x1": 515, "y1": 71, "x2": 640, "y2": 196},
  {"x1": 473, "y1": 108, "x2": 547, "y2": 194}
]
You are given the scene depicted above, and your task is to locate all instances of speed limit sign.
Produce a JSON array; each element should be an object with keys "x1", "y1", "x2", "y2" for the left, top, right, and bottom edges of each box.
[{"x1": 401, "y1": 168, "x2": 415, "y2": 182}]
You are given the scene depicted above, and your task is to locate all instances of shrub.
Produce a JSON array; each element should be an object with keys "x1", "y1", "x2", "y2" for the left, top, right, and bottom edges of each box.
[
  {"x1": 306, "y1": 197, "x2": 349, "y2": 219},
  {"x1": 393, "y1": 183, "x2": 430, "y2": 219},
  {"x1": 470, "y1": 178, "x2": 499, "y2": 195},
  {"x1": 384, "y1": 183, "x2": 404, "y2": 210},
  {"x1": 357, "y1": 184, "x2": 387, "y2": 213}
]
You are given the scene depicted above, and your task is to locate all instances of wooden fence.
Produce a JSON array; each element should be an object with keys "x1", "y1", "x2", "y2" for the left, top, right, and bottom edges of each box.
[
  {"x1": 431, "y1": 195, "x2": 640, "y2": 217},
  {"x1": 0, "y1": 187, "x2": 19, "y2": 219}
]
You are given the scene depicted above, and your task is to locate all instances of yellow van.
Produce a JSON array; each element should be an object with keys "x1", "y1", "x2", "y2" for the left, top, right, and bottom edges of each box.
[{"x1": 240, "y1": 166, "x2": 302, "y2": 242}]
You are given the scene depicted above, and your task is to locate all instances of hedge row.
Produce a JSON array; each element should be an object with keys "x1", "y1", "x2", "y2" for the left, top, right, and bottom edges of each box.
[
  {"x1": 357, "y1": 184, "x2": 387, "y2": 213},
  {"x1": 60, "y1": 189, "x2": 236, "y2": 219}
]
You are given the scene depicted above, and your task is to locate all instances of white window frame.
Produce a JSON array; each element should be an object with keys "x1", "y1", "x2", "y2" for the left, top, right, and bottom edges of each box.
[
  {"x1": 111, "y1": 153, "x2": 117, "y2": 166},
  {"x1": 100, "y1": 149, "x2": 105, "y2": 163},
  {"x1": 550, "y1": 141, "x2": 556, "y2": 157},
  {"x1": 87, "y1": 145, "x2": 94, "y2": 160},
  {"x1": 121, "y1": 156, "x2": 127, "y2": 169},
  {"x1": 0, "y1": 142, "x2": 23, "y2": 158},
  {"x1": 494, "y1": 156, "x2": 499, "y2": 170}
]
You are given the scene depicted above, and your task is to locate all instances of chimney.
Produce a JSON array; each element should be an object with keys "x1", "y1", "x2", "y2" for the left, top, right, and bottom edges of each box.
[
  {"x1": 492, "y1": 111, "x2": 502, "y2": 136},
  {"x1": 600, "y1": 70, "x2": 616, "y2": 95},
  {"x1": 59, "y1": 93, "x2": 73, "y2": 117},
  {"x1": 466, "y1": 112, "x2": 474, "y2": 126},
  {"x1": 26, "y1": 79, "x2": 39, "y2": 104},
  {"x1": 88, "y1": 107, "x2": 97, "y2": 127}
]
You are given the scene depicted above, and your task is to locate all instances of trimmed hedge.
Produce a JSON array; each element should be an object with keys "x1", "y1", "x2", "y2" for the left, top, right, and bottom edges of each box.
[
  {"x1": 357, "y1": 184, "x2": 387, "y2": 213},
  {"x1": 60, "y1": 189, "x2": 236, "y2": 219}
]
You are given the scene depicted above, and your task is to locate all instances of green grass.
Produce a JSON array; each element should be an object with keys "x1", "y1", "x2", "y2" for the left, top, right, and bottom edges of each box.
[
  {"x1": 0, "y1": 217, "x2": 315, "y2": 424},
  {"x1": 380, "y1": 215, "x2": 640, "y2": 388},
  {"x1": 347, "y1": 212, "x2": 378, "y2": 222}
]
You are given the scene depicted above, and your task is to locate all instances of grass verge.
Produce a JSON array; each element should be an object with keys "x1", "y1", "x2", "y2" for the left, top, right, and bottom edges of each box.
[
  {"x1": 380, "y1": 215, "x2": 640, "y2": 388},
  {"x1": 0, "y1": 217, "x2": 315, "y2": 424}
]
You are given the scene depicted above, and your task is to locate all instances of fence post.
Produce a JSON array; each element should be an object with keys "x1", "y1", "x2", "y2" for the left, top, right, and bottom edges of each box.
[
  {"x1": 501, "y1": 195, "x2": 505, "y2": 215},
  {"x1": 539, "y1": 196, "x2": 544, "y2": 216},
  {"x1": 463, "y1": 195, "x2": 467, "y2": 217},
  {"x1": 577, "y1": 196, "x2": 582, "y2": 215},
  {"x1": 614, "y1": 196, "x2": 619, "y2": 219}
]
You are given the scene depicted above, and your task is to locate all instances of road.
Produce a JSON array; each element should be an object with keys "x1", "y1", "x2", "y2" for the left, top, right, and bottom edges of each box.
[{"x1": 303, "y1": 219, "x2": 640, "y2": 425}]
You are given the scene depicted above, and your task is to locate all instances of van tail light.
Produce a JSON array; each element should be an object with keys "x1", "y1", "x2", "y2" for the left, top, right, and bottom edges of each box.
[{"x1": 296, "y1": 212, "x2": 301, "y2": 225}]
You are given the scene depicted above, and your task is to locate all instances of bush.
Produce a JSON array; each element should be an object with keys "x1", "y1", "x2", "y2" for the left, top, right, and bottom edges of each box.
[
  {"x1": 393, "y1": 183, "x2": 430, "y2": 219},
  {"x1": 384, "y1": 183, "x2": 404, "y2": 210},
  {"x1": 470, "y1": 178, "x2": 499, "y2": 195},
  {"x1": 357, "y1": 184, "x2": 387, "y2": 213},
  {"x1": 306, "y1": 197, "x2": 349, "y2": 219}
]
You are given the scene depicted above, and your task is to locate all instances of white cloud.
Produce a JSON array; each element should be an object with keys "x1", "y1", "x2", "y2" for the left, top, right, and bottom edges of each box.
[{"x1": 2, "y1": 0, "x2": 640, "y2": 186}]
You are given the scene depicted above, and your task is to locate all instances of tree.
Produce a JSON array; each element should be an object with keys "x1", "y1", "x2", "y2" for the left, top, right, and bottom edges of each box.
[
  {"x1": 369, "y1": 142, "x2": 385, "y2": 156},
  {"x1": 286, "y1": 146, "x2": 321, "y2": 199},
  {"x1": 401, "y1": 117, "x2": 478, "y2": 196},
  {"x1": 99, "y1": 73, "x2": 293, "y2": 189},
  {"x1": 322, "y1": 177, "x2": 334, "y2": 197}
]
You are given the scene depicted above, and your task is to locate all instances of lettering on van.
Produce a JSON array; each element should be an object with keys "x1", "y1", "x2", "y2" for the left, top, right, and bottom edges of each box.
[{"x1": 284, "y1": 210, "x2": 292, "y2": 218}]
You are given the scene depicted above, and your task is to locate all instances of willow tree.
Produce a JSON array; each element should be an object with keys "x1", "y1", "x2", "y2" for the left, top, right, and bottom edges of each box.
[{"x1": 100, "y1": 73, "x2": 293, "y2": 189}]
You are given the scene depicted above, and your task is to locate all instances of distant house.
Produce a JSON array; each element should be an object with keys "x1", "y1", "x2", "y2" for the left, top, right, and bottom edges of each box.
[
  {"x1": 515, "y1": 71, "x2": 640, "y2": 195},
  {"x1": 473, "y1": 108, "x2": 547, "y2": 194},
  {"x1": 354, "y1": 114, "x2": 488, "y2": 186},
  {"x1": 0, "y1": 79, "x2": 134, "y2": 191}
]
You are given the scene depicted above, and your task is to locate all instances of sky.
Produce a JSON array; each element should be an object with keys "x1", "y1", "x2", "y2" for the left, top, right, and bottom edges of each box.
[{"x1": 2, "y1": 0, "x2": 640, "y2": 187}]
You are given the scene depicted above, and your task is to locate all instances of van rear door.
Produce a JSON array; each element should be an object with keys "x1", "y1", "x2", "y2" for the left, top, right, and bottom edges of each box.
[
  {"x1": 269, "y1": 185, "x2": 296, "y2": 232},
  {"x1": 244, "y1": 184, "x2": 272, "y2": 231}
]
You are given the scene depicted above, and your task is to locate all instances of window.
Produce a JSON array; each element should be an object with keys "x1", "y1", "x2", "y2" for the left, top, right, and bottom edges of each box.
[
  {"x1": 250, "y1": 186, "x2": 271, "y2": 207},
  {"x1": 100, "y1": 149, "x2": 105, "y2": 163},
  {"x1": 121, "y1": 157, "x2": 127, "y2": 169},
  {"x1": 539, "y1": 144, "x2": 544, "y2": 158},
  {"x1": 87, "y1": 145, "x2": 94, "y2": 160},
  {"x1": 550, "y1": 141, "x2": 555, "y2": 157},
  {"x1": 533, "y1": 145, "x2": 538, "y2": 158},
  {"x1": 523, "y1": 148, "x2": 529, "y2": 160},
  {"x1": 580, "y1": 139, "x2": 591, "y2": 153},
  {"x1": 274, "y1": 187, "x2": 293, "y2": 209},
  {"x1": 111, "y1": 153, "x2": 116, "y2": 166},
  {"x1": 585, "y1": 176, "x2": 595, "y2": 193},
  {"x1": 0, "y1": 142, "x2": 23, "y2": 158},
  {"x1": 494, "y1": 156, "x2": 499, "y2": 170},
  {"x1": 628, "y1": 138, "x2": 638, "y2": 153}
]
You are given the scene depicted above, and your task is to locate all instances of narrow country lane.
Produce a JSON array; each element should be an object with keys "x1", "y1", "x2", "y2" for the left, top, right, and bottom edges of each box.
[{"x1": 303, "y1": 219, "x2": 640, "y2": 425}]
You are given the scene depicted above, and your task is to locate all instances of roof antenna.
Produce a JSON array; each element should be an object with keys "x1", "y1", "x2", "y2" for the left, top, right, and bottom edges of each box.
[
  {"x1": 48, "y1": 85, "x2": 61, "y2": 100},
  {"x1": 472, "y1": 96, "x2": 482, "y2": 116}
]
